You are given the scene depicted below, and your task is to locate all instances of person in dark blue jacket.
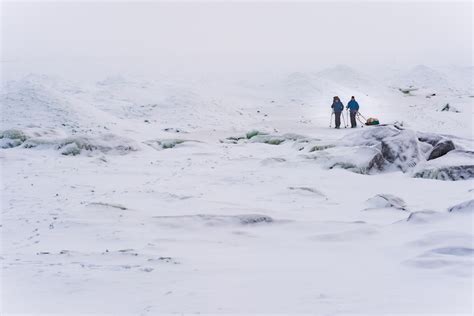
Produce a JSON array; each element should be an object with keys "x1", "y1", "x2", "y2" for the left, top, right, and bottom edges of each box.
[
  {"x1": 346, "y1": 96, "x2": 359, "y2": 128},
  {"x1": 331, "y1": 96, "x2": 344, "y2": 128}
]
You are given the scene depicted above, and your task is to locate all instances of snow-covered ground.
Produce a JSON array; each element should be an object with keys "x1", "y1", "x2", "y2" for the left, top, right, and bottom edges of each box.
[{"x1": 1, "y1": 65, "x2": 473, "y2": 315}]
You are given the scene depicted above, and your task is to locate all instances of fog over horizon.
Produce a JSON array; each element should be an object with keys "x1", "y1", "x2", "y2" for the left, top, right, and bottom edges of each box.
[{"x1": 1, "y1": 1, "x2": 472, "y2": 79}]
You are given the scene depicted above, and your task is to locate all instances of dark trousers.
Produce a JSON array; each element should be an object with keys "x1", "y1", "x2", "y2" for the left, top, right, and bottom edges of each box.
[
  {"x1": 334, "y1": 111, "x2": 341, "y2": 128},
  {"x1": 350, "y1": 111, "x2": 357, "y2": 128}
]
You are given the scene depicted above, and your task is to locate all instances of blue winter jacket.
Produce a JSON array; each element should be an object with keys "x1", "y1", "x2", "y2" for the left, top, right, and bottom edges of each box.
[
  {"x1": 347, "y1": 99, "x2": 359, "y2": 111},
  {"x1": 331, "y1": 101, "x2": 344, "y2": 112}
]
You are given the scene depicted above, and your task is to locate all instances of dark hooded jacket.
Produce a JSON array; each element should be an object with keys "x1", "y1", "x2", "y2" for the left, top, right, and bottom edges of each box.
[{"x1": 331, "y1": 100, "x2": 344, "y2": 112}]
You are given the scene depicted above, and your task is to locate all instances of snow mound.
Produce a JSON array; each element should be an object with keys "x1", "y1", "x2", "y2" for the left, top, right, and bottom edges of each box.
[
  {"x1": 430, "y1": 247, "x2": 474, "y2": 256},
  {"x1": 316, "y1": 65, "x2": 373, "y2": 89},
  {"x1": 260, "y1": 157, "x2": 287, "y2": 166},
  {"x1": 394, "y1": 65, "x2": 450, "y2": 90}
]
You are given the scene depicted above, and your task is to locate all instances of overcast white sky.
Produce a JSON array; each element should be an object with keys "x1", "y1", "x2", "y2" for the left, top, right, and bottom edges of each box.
[{"x1": 1, "y1": 1, "x2": 472, "y2": 75}]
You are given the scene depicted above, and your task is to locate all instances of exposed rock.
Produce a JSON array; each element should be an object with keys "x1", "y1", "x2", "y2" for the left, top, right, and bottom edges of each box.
[
  {"x1": 440, "y1": 103, "x2": 460, "y2": 113},
  {"x1": 163, "y1": 127, "x2": 187, "y2": 133},
  {"x1": 237, "y1": 214, "x2": 274, "y2": 224},
  {"x1": 428, "y1": 139, "x2": 455, "y2": 160}
]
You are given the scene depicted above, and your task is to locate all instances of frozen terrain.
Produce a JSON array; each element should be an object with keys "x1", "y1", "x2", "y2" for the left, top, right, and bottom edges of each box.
[{"x1": 1, "y1": 65, "x2": 473, "y2": 315}]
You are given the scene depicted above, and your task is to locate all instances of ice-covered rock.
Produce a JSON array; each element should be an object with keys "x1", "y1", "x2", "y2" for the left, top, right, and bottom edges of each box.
[
  {"x1": 381, "y1": 130, "x2": 422, "y2": 172},
  {"x1": 288, "y1": 186, "x2": 327, "y2": 199},
  {"x1": 249, "y1": 133, "x2": 309, "y2": 146},
  {"x1": 342, "y1": 125, "x2": 401, "y2": 146},
  {"x1": 366, "y1": 194, "x2": 407, "y2": 211},
  {"x1": 223, "y1": 130, "x2": 269, "y2": 144},
  {"x1": 447, "y1": 199, "x2": 474, "y2": 213},
  {"x1": 308, "y1": 143, "x2": 336, "y2": 152},
  {"x1": 60, "y1": 142, "x2": 81, "y2": 156},
  {"x1": 406, "y1": 210, "x2": 439, "y2": 223},
  {"x1": 413, "y1": 150, "x2": 474, "y2": 181},
  {"x1": 246, "y1": 129, "x2": 264, "y2": 139},
  {"x1": 417, "y1": 131, "x2": 444, "y2": 146},
  {"x1": 144, "y1": 139, "x2": 190, "y2": 150},
  {"x1": 0, "y1": 129, "x2": 28, "y2": 148},
  {"x1": 307, "y1": 146, "x2": 385, "y2": 174},
  {"x1": 153, "y1": 214, "x2": 274, "y2": 227},
  {"x1": 249, "y1": 134, "x2": 287, "y2": 145},
  {"x1": 18, "y1": 132, "x2": 139, "y2": 156}
]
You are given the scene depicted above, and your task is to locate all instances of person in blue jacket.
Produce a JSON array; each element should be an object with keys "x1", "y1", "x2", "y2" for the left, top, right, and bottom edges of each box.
[
  {"x1": 346, "y1": 96, "x2": 359, "y2": 128},
  {"x1": 331, "y1": 96, "x2": 344, "y2": 128}
]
